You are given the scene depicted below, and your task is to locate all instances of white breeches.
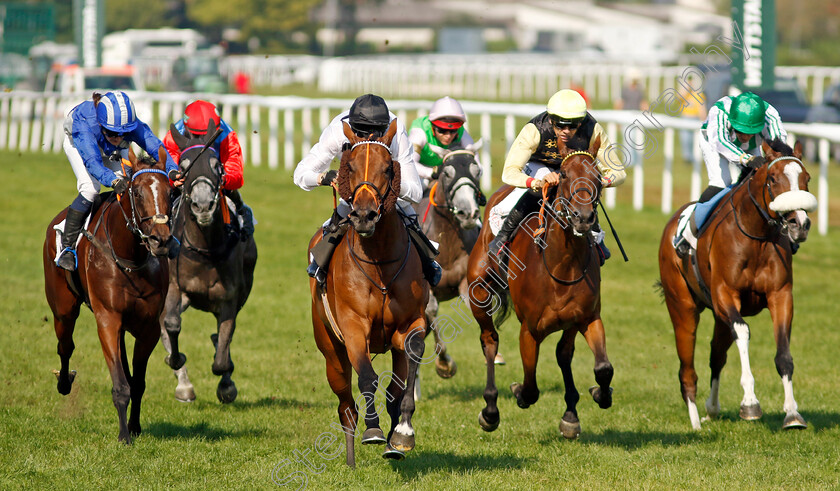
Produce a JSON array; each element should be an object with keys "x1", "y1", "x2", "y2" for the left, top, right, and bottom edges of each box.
[
  {"x1": 700, "y1": 136, "x2": 744, "y2": 189},
  {"x1": 64, "y1": 137, "x2": 128, "y2": 202}
]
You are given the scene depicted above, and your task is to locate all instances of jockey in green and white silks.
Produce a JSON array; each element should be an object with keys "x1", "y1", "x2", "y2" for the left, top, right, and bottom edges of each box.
[
  {"x1": 408, "y1": 96, "x2": 481, "y2": 188},
  {"x1": 674, "y1": 92, "x2": 788, "y2": 256}
]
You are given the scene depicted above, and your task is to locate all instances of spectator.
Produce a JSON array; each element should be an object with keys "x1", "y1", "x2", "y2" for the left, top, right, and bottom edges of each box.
[{"x1": 614, "y1": 72, "x2": 649, "y2": 167}]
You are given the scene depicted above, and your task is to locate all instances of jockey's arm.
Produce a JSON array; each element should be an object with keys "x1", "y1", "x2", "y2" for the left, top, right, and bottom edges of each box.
[
  {"x1": 74, "y1": 129, "x2": 119, "y2": 187},
  {"x1": 592, "y1": 124, "x2": 626, "y2": 187},
  {"x1": 162, "y1": 129, "x2": 181, "y2": 166},
  {"x1": 394, "y1": 119, "x2": 423, "y2": 203},
  {"x1": 501, "y1": 123, "x2": 540, "y2": 188},
  {"x1": 293, "y1": 115, "x2": 345, "y2": 191},
  {"x1": 707, "y1": 104, "x2": 751, "y2": 164},
  {"x1": 762, "y1": 103, "x2": 787, "y2": 142},
  {"x1": 408, "y1": 126, "x2": 435, "y2": 180},
  {"x1": 220, "y1": 129, "x2": 244, "y2": 190}
]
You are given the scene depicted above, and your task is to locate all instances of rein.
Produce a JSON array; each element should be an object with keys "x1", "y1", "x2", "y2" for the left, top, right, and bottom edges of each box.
[
  {"x1": 347, "y1": 229, "x2": 413, "y2": 295},
  {"x1": 729, "y1": 158, "x2": 802, "y2": 242}
]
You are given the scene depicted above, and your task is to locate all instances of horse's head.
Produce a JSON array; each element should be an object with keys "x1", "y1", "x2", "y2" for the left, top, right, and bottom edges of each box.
[
  {"x1": 758, "y1": 139, "x2": 817, "y2": 244},
  {"x1": 337, "y1": 120, "x2": 400, "y2": 237},
  {"x1": 432, "y1": 141, "x2": 485, "y2": 229},
  {"x1": 169, "y1": 121, "x2": 224, "y2": 227},
  {"x1": 550, "y1": 135, "x2": 602, "y2": 236},
  {"x1": 126, "y1": 146, "x2": 174, "y2": 256}
]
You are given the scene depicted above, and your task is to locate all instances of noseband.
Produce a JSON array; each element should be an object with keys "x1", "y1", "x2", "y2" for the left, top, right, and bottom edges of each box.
[
  {"x1": 737, "y1": 156, "x2": 805, "y2": 240},
  {"x1": 178, "y1": 144, "x2": 224, "y2": 219},
  {"x1": 347, "y1": 140, "x2": 394, "y2": 220},
  {"x1": 124, "y1": 168, "x2": 171, "y2": 241}
]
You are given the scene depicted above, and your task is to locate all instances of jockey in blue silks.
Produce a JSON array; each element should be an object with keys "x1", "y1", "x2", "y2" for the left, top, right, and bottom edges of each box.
[
  {"x1": 674, "y1": 91, "x2": 786, "y2": 257},
  {"x1": 56, "y1": 91, "x2": 181, "y2": 271}
]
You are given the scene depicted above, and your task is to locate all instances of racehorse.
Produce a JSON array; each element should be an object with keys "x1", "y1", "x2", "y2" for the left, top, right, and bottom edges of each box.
[
  {"x1": 466, "y1": 136, "x2": 613, "y2": 439},
  {"x1": 658, "y1": 139, "x2": 816, "y2": 430},
  {"x1": 43, "y1": 147, "x2": 174, "y2": 443},
  {"x1": 308, "y1": 120, "x2": 428, "y2": 467},
  {"x1": 160, "y1": 121, "x2": 258, "y2": 403},
  {"x1": 415, "y1": 147, "x2": 485, "y2": 379}
]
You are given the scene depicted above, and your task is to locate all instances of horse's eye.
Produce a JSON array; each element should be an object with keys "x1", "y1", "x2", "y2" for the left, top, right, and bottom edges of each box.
[{"x1": 768, "y1": 176, "x2": 776, "y2": 184}]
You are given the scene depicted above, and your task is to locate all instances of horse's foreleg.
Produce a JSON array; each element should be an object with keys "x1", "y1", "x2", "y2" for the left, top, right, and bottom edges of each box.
[
  {"x1": 386, "y1": 322, "x2": 425, "y2": 458},
  {"x1": 427, "y1": 294, "x2": 456, "y2": 379},
  {"x1": 768, "y1": 290, "x2": 807, "y2": 429},
  {"x1": 555, "y1": 329, "x2": 581, "y2": 439},
  {"x1": 716, "y1": 302, "x2": 761, "y2": 420},
  {"x1": 96, "y1": 312, "x2": 132, "y2": 444},
  {"x1": 511, "y1": 324, "x2": 540, "y2": 409},
  {"x1": 212, "y1": 307, "x2": 237, "y2": 404},
  {"x1": 472, "y1": 297, "x2": 500, "y2": 432},
  {"x1": 53, "y1": 312, "x2": 79, "y2": 395},
  {"x1": 706, "y1": 318, "x2": 734, "y2": 420},
  {"x1": 344, "y1": 331, "x2": 384, "y2": 445},
  {"x1": 128, "y1": 325, "x2": 159, "y2": 437},
  {"x1": 579, "y1": 318, "x2": 613, "y2": 410},
  {"x1": 162, "y1": 288, "x2": 188, "y2": 370}
]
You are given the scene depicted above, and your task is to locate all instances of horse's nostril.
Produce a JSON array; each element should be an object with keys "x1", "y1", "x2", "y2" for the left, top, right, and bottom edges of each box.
[
  {"x1": 803, "y1": 218, "x2": 811, "y2": 231},
  {"x1": 365, "y1": 210, "x2": 378, "y2": 222}
]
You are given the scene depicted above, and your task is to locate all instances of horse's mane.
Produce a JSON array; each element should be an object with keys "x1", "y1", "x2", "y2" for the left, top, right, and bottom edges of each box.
[
  {"x1": 337, "y1": 147, "x2": 401, "y2": 212},
  {"x1": 565, "y1": 135, "x2": 589, "y2": 152},
  {"x1": 766, "y1": 138, "x2": 793, "y2": 156}
]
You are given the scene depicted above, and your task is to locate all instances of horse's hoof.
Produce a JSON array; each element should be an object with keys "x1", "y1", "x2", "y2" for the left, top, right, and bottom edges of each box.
[
  {"x1": 435, "y1": 357, "x2": 457, "y2": 379},
  {"x1": 494, "y1": 353, "x2": 506, "y2": 365},
  {"x1": 129, "y1": 422, "x2": 142, "y2": 437},
  {"x1": 164, "y1": 353, "x2": 186, "y2": 370},
  {"x1": 589, "y1": 386, "x2": 613, "y2": 409},
  {"x1": 53, "y1": 369, "x2": 76, "y2": 395},
  {"x1": 175, "y1": 385, "x2": 196, "y2": 403},
  {"x1": 216, "y1": 380, "x2": 237, "y2": 404},
  {"x1": 382, "y1": 445, "x2": 405, "y2": 460},
  {"x1": 739, "y1": 403, "x2": 762, "y2": 420},
  {"x1": 389, "y1": 432, "x2": 415, "y2": 453},
  {"x1": 559, "y1": 418, "x2": 581, "y2": 440},
  {"x1": 478, "y1": 409, "x2": 500, "y2": 432},
  {"x1": 362, "y1": 428, "x2": 386, "y2": 445},
  {"x1": 510, "y1": 382, "x2": 531, "y2": 409},
  {"x1": 782, "y1": 412, "x2": 807, "y2": 430}
]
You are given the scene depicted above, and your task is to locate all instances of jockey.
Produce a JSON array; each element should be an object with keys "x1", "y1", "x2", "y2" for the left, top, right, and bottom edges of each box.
[
  {"x1": 488, "y1": 89, "x2": 626, "y2": 263},
  {"x1": 674, "y1": 91, "x2": 786, "y2": 257},
  {"x1": 56, "y1": 91, "x2": 181, "y2": 271},
  {"x1": 163, "y1": 100, "x2": 255, "y2": 240},
  {"x1": 409, "y1": 96, "x2": 481, "y2": 188},
  {"x1": 294, "y1": 94, "x2": 442, "y2": 287}
]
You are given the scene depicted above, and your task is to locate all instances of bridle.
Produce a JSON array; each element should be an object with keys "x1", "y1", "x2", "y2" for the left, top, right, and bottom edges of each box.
[
  {"x1": 433, "y1": 150, "x2": 486, "y2": 214},
  {"x1": 346, "y1": 140, "x2": 394, "y2": 222},
  {"x1": 179, "y1": 144, "x2": 225, "y2": 219},
  {"x1": 733, "y1": 156, "x2": 804, "y2": 241}
]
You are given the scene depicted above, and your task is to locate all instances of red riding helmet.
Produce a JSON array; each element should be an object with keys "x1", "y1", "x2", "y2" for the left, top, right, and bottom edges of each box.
[{"x1": 184, "y1": 100, "x2": 221, "y2": 135}]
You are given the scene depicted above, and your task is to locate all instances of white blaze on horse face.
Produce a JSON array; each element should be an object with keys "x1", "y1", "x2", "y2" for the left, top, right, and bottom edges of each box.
[
  {"x1": 783, "y1": 162, "x2": 803, "y2": 193},
  {"x1": 150, "y1": 178, "x2": 167, "y2": 217},
  {"x1": 733, "y1": 322, "x2": 760, "y2": 407}
]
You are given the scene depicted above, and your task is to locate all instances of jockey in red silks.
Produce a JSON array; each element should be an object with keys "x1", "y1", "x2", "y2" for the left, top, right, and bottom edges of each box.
[{"x1": 163, "y1": 100, "x2": 254, "y2": 239}]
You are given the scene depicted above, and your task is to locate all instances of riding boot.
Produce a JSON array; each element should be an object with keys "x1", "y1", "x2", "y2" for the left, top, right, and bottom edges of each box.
[
  {"x1": 674, "y1": 185, "x2": 724, "y2": 258},
  {"x1": 56, "y1": 208, "x2": 88, "y2": 271},
  {"x1": 308, "y1": 212, "x2": 347, "y2": 287},
  {"x1": 487, "y1": 192, "x2": 538, "y2": 257},
  {"x1": 227, "y1": 190, "x2": 255, "y2": 241},
  {"x1": 404, "y1": 216, "x2": 442, "y2": 286}
]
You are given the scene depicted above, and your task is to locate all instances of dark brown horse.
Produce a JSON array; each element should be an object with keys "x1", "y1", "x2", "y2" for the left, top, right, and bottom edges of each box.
[
  {"x1": 160, "y1": 122, "x2": 258, "y2": 403},
  {"x1": 415, "y1": 148, "x2": 485, "y2": 380},
  {"x1": 467, "y1": 136, "x2": 613, "y2": 439},
  {"x1": 658, "y1": 140, "x2": 815, "y2": 430},
  {"x1": 43, "y1": 148, "x2": 174, "y2": 443},
  {"x1": 308, "y1": 120, "x2": 428, "y2": 467}
]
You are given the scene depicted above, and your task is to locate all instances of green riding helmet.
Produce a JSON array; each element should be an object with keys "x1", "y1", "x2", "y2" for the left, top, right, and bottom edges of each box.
[{"x1": 729, "y1": 92, "x2": 767, "y2": 134}]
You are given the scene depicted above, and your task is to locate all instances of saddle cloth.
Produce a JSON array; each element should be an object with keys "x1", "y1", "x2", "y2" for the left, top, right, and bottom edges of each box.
[
  {"x1": 488, "y1": 187, "x2": 527, "y2": 236},
  {"x1": 674, "y1": 186, "x2": 732, "y2": 247}
]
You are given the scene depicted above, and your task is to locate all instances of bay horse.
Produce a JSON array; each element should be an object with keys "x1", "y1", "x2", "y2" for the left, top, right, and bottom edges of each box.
[
  {"x1": 308, "y1": 120, "x2": 428, "y2": 467},
  {"x1": 658, "y1": 139, "x2": 816, "y2": 430},
  {"x1": 43, "y1": 147, "x2": 174, "y2": 444},
  {"x1": 160, "y1": 121, "x2": 258, "y2": 403},
  {"x1": 415, "y1": 146, "x2": 485, "y2": 379},
  {"x1": 466, "y1": 136, "x2": 613, "y2": 439}
]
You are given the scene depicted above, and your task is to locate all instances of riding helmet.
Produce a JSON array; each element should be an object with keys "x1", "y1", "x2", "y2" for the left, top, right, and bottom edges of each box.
[
  {"x1": 96, "y1": 91, "x2": 139, "y2": 133},
  {"x1": 184, "y1": 100, "x2": 221, "y2": 135},
  {"x1": 546, "y1": 89, "x2": 587, "y2": 123},
  {"x1": 346, "y1": 94, "x2": 390, "y2": 134},
  {"x1": 430, "y1": 96, "x2": 466, "y2": 130},
  {"x1": 729, "y1": 92, "x2": 767, "y2": 134}
]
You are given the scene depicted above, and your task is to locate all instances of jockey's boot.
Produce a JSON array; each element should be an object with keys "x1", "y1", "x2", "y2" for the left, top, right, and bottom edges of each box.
[
  {"x1": 56, "y1": 208, "x2": 87, "y2": 271},
  {"x1": 228, "y1": 190, "x2": 255, "y2": 241},
  {"x1": 488, "y1": 194, "x2": 535, "y2": 258},
  {"x1": 307, "y1": 213, "x2": 347, "y2": 287},
  {"x1": 404, "y1": 217, "x2": 442, "y2": 286}
]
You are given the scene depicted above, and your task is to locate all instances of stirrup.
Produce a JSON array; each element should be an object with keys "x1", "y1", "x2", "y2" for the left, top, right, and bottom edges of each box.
[
  {"x1": 56, "y1": 247, "x2": 78, "y2": 271},
  {"x1": 307, "y1": 261, "x2": 327, "y2": 286},
  {"x1": 674, "y1": 237, "x2": 691, "y2": 259},
  {"x1": 425, "y1": 260, "x2": 442, "y2": 287}
]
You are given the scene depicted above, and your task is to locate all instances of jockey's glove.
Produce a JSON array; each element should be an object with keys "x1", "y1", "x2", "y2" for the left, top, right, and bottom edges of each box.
[
  {"x1": 745, "y1": 156, "x2": 765, "y2": 169},
  {"x1": 168, "y1": 169, "x2": 182, "y2": 181},
  {"x1": 601, "y1": 174, "x2": 615, "y2": 187},
  {"x1": 111, "y1": 177, "x2": 128, "y2": 194},
  {"x1": 529, "y1": 178, "x2": 544, "y2": 192},
  {"x1": 319, "y1": 170, "x2": 338, "y2": 186}
]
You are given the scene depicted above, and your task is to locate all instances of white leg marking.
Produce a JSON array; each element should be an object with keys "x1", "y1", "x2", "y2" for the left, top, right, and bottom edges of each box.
[
  {"x1": 395, "y1": 421, "x2": 414, "y2": 436},
  {"x1": 704, "y1": 378, "x2": 720, "y2": 420},
  {"x1": 733, "y1": 322, "x2": 759, "y2": 407},
  {"x1": 783, "y1": 162, "x2": 803, "y2": 192},
  {"x1": 782, "y1": 375, "x2": 798, "y2": 414},
  {"x1": 687, "y1": 396, "x2": 701, "y2": 430}
]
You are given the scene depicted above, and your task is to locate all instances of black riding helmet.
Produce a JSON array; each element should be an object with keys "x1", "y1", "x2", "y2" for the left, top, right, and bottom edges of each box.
[{"x1": 344, "y1": 94, "x2": 390, "y2": 137}]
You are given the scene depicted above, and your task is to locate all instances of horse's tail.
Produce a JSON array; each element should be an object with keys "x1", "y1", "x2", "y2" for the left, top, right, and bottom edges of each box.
[
  {"x1": 653, "y1": 280, "x2": 665, "y2": 302},
  {"x1": 491, "y1": 286, "x2": 512, "y2": 329}
]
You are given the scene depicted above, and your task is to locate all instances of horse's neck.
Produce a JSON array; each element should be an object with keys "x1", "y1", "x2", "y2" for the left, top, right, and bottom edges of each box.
[
  {"x1": 729, "y1": 175, "x2": 774, "y2": 237},
  {"x1": 105, "y1": 199, "x2": 145, "y2": 259},
  {"x1": 545, "y1": 221, "x2": 588, "y2": 268},
  {"x1": 183, "y1": 208, "x2": 227, "y2": 246}
]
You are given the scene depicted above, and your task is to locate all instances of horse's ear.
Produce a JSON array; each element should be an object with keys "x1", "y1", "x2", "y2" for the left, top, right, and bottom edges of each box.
[
  {"x1": 92, "y1": 92, "x2": 102, "y2": 106},
  {"x1": 170, "y1": 123, "x2": 188, "y2": 149},
  {"x1": 793, "y1": 140, "x2": 803, "y2": 159},
  {"x1": 466, "y1": 138, "x2": 483, "y2": 152},
  {"x1": 158, "y1": 146, "x2": 168, "y2": 169},
  {"x1": 381, "y1": 119, "x2": 397, "y2": 146},
  {"x1": 128, "y1": 146, "x2": 138, "y2": 166},
  {"x1": 588, "y1": 135, "x2": 602, "y2": 158},
  {"x1": 428, "y1": 143, "x2": 446, "y2": 159},
  {"x1": 342, "y1": 121, "x2": 357, "y2": 144},
  {"x1": 761, "y1": 140, "x2": 778, "y2": 160},
  {"x1": 206, "y1": 119, "x2": 217, "y2": 142}
]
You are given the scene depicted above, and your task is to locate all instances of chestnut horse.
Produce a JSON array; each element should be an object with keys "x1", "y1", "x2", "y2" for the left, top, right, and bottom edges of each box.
[
  {"x1": 415, "y1": 147, "x2": 485, "y2": 379},
  {"x1": 43, "y1": 148, "x2": 174, "y2": 443},
  {"x1": 658, "y1": 140, "x2": 816, "y2": 430},
  {"x1": 467, "y1": 136, "x2": 613, "y2": 439},
  {"x1": 308, "y1": 120, "x2": 428, "y2": 467},
  {"x1": 160, "y1": 122, "x2": 258, "y2": 404}
]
